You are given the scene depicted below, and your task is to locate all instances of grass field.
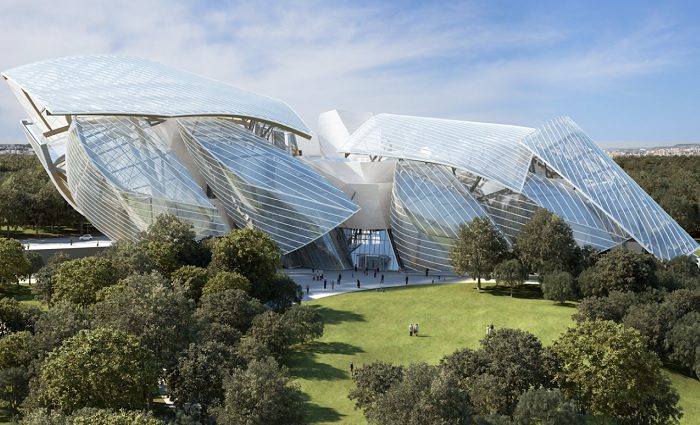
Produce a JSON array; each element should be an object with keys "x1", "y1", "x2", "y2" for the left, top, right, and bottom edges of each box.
[{"x1": 288, "y1": 282, "x2": 700, "y2": 424}]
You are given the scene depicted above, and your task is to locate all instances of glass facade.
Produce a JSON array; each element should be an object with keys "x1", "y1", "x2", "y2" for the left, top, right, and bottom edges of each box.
[{"x1": 177, "y1": 117, "x2": 360, "y2": 253}]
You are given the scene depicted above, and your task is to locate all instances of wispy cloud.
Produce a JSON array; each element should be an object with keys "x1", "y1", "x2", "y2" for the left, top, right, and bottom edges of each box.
[{"x1": 0, "y1": 0, "x2": 695, "y2": 141}]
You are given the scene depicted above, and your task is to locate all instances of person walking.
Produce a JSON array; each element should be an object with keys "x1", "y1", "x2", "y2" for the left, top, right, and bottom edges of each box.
[
  {"x1": 405, "y1": 275, "x2": 409, "y2": 285},
  {"x1": 380, "y1": 274, "x2": 384, "y2": 284},
  {"x1": 356, "y1": 279, "x2": 361, "y2": 288},
  {"x1": 324, "y1": 280, "x2": 327, "y2": 289},
  {"x1": 338, "y1": 273, "x2": 342, "y2": 284},
  {"x1": 331, "y1": 280, "x2": 335, "y2": 290},
  {"x1": 414, "y1": 323, "x2": 419, "y2": 336},
  {"x1": 306, "y1": 284, "x2": 310, "y2": 295},
  {"x1": 373, "y1": 270, "x2": 377, "y2": 278},
  {"x1": 425, "y1": 268, "x2": 429, "y2": 276},
  {"x1": 409, "y1": 323, "x2": 414, "y2": 336},
  {"x1": 350, "y1": 362, "x2": 354, "y2": 376}
]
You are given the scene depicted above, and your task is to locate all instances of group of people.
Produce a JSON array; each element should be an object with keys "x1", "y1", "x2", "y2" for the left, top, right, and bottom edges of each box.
[{"x1": 409, "y1": 323, "x2": 420, "y2": 336}]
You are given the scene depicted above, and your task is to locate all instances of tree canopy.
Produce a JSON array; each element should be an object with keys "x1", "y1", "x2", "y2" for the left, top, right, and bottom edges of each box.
[
  {"x1": 515, "y1": 208, "x2": 578, "y2": 276},
  {"x1": 450, "y1": 217, "x2": 508, "y2": 290}
]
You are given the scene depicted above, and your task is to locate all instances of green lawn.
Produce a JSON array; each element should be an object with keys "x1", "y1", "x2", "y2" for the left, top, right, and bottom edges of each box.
[{"x1": 288, "y1": 282, "x2": 700, "y2": 425}]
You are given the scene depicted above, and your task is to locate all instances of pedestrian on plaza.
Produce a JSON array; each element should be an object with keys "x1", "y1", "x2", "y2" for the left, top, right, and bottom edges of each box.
[
  {"x1": 357, "y1": 279, "x2": 360, "y2": 288},
  {"x1": 354, "y1": 265, "x2": 358, "y2": 272},
  {"x1": 306, "y1": 284, "x2": 310, "y2": 295},
  {"x1": 380, "y1": 274, "x2": 384, "y2": 283},
  {"x1": 331, "y1": 280, "x2": 335, "y2": 289},
  {"x1": 69, "y1": 238, "x2": 73, "y2": 246},
  {"x1": 324, "y1": 280, "x2": 327, "y2": 289},
  {"x1": 338, "y1": 273, "x2": 342, "y2": 284},
  {"x1": 374, "y1": 270, "x2": 377, "y2": 278},
  {"x1": 425, "y1": 268, "x2": 429, "y2": 276},
  {"x1": 409, "y1": 323, "x2": 414, "y2": 336},
  {"x1": 350, "y1": 362, "x2": 354, "y2": 376},
  {"x1": 405, "y1": 276, "x2": 409, "y2": 285},
  {"x1": 414, "y1": 323, "x2": 419, "y2": 336}
]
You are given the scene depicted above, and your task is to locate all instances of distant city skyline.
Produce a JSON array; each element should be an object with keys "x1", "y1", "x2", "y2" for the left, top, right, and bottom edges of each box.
[{"x1": 0, "y1": 1, "x2": 698, "y2": 143}]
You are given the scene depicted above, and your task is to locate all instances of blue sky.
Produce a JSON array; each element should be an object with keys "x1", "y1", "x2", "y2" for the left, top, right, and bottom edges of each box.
[{"x1": 0, "y1": 0, "x2": 698, "y2": 147}]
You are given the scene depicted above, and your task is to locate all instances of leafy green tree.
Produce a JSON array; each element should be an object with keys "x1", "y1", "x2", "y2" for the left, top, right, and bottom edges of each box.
[
  {"x1": 71, "y1": 408, "x2": 164, "y2": 425},
  {"x1": 515, "y1": 209, "x2": 578, "y2": 276},
  {"x1": 139, "y1": 214, "x2": 209, "y2": 276},
  {"x1": 195, "y1": 289, "x2": 266, "y2": 334},
  {"x1": 243, "y1": 311, "x2": 292, "y2": 360},
  {"x1": 251, "y1": 272, "x2": 303, "y2": 311},
  {"x1": 550, "y1": 320, "x2": 682, "y2": 424},
  {"x1": 0, "y1": 297, "x2": 40, "y2": 334},
  {"x1": 202, "y1": 271, "x2": 251, "y2": 296},
  {"x1": 493, "y1": 259, "x2": 528, "y2": 296},
  {"x1": 542, "y1": 271, "x2": 575, "y2": 304},
  {"x1": 349, "y1": 361, "x2": 405, "y2": 415},
  {"x1": 100, "y1": 240, "x2": 152, "y2": 281},
  {"x1": 52, "y1": 257, "x2": 117, "y2": 306},
  {"x1": 166, "y1": 341, "x2": 242, "y2": 418},
  {"x1": 93, "y1": 273, "x2": 195, "y2": 368},
  {"x1": 171, "y1": 265, "x2": 209, "y2": 302},
  {"x1": 369, "y1": 363, "x2": 472, "y2": 425},
  {"x1": 32, "y1": 300, "x2": 91, "y2": 358},
  {"x1": 664, "y1": 311, "x2": 700, "y2": 377},
  {"x1": 573, "y1": 290, "x2": 640, "y2": 323},
  {"x1": 282, "y1": 304, "x2": 324, "y2": 344},
  {"x1": 25, "y1": 252, "x2": 44, "y2": 284},
  {"x1": 450, "y1": 217, "x2": 508, "y2": 290},
  {"x1": 210, "y1": 228, "x2": 281, "y2": 285},
  {"x1": 213, "y1": 357, "x2": 305, "y2": 425},
  {"x1": 622, "y1": 302, "x2": 669, "y2": 354},
  {"x1": 577, "y1": 249, "x2": 658, "y2": 297},
  {"x1": 34, "y1": 328, "x2": 158, "y2": 413},
  {"x1": 0, "y1": 238, "x2": 30, "y2": 288},
  {"x1": 512, "y1": 388, "x2": 581, "y2": 425},
  {"x1": 0, "y1": 331, "x2": 32, "y2": 415},
  {"x1": 31, "y1": 252, "x2": 71, "y2": 306}
]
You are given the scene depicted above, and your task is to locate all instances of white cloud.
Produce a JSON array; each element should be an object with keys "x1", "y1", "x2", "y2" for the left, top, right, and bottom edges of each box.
[{"x1": 0, "y1": 0, "x2": 691, "y2": 140}]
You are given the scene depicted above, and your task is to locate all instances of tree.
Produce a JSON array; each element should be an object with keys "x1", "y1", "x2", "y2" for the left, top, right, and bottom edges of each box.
[
  {"x1": 542, "y1": 271, "x2": 575, "y2": 304},
  {"x1": 25, "y1": 252, "x2": 44, "y2": 284},
  {"x1": 195, "y1": 289, "x2": 266, "y2": 334},
  {"x1": 573, "y1": 290, "x2": 640, "y2": 323},
  {"x1": 138, "y1": 214, "x2": 210, "y2": 276},
  {"x1": 493, "y1": 259, "x2": 528, "y2": 296},
  {"x1": 23, "y1": 408, "x2": 165, "y2": 424},
  {"x1": 210, "y1": 228, "x2": 282, "y2": 285},
  {"x1": 0, "y1": 331, "x2": 32, "y2": 415},
  {"x1": 623, "y1": 302, "x2": 670, "y2": 354},
  {"x1": 282, "y1": 304, "x2": 324, "y2": 345},
  {"x1": 171, "y1": 265, "x2": 209, "y2": 303},
  {"x1": 251, "y1": 273, "x2": 303, "y2": 311},
  {"x1": 577, "y1": 249, "x2": 658, "y2": 297},
  {"x1": 368, "y1": 363, "x2": 472, "y2": 425},
  {"x1": 0, "y1": 238, "x2": 30, "y2": 288},
  {"x1": 93, "y1": 273, "x2": 195, "y2": 368},
  {"x1": 31, "y1": 252, "x2": 71, "y2": 306},
  {"x1": 515, "y1": 209, "x2": 578, "y2": 276},
  {"x1": 166, "y1": 341, "x2": 242, "y2": 418},
  {"x1": 202, "y1": 271, "x2": 251, "y2": 296},
  {"x1": 512, "y1": 388, "x2": 581, "y2": 425},
  {"x1": 33, "y1": 328, "x2": 158, "y2": 413},
  {"x1": 100, "y1": 240, "x2": 152, "y2": 281},
  {"x1": 52, "y1": 257, "x2": 117, "y2": 306},
  {"x1": 664, "y1": 311, "x2": 700, "y2": 377},
  {"x1": 348, "y1": 361, "x2": 405, "y2": 416},
  {"x1": 0, "y1": 297, "x2": 40, "y2": 334},
  {"x1": 213, "y1": 357, "x2": 305, "y2": 425},
  {"x1": 32, "y1": 300, "x2": 91, "y2": 358},
  {"x1": 450, "y1": 217, "x2": 508, "y2": 290},
  {"x1": 244, "y1": 311, "x2": 292, "y2": 359},
  {"x1": 550, "y1": 320, "x2": 682, "y2": 424}
]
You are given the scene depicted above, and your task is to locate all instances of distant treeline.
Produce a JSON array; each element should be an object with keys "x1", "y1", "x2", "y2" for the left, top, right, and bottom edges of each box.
[
  {"x1": 615, "y1": 155, "x2": 700, "y2": 236},
  {"x1": 0, "y1": 155, "x2": 84, "y2": 234}
]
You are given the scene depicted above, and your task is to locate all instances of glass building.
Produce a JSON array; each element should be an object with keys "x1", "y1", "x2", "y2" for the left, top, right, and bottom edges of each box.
[{"x1": 3, "y1": 56, "x2": 698, "y2": 271}]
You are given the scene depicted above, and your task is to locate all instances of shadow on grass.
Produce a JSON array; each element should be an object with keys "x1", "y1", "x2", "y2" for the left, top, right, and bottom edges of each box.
[
  {"x1": 312, "y1": 306, "x2": 366, "y2": 325},
  {"x1": 301, "y1": 392, "x2": 346, "y2": 424},
  {"x1": 288, "y1": 341, "x2": 364, "y2": 381},
  {"x1": 480, "y1": 284, "x2": 543, "y2": 299}
]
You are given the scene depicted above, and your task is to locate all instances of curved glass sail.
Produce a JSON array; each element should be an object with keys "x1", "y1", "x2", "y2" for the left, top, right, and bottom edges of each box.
[
  {"x1": 341, "y1": 113, "x2": 535, "y2": 192},
  {"x1": 522, "y1": 117, "x2": 699, "y2": 260},
  {"x1": 2, "y1": 55, "x2": 310, "y2": 136},
  {"x1": 177, "y1": 117, "x2": 359, "y2": 253},
  {"x1": 66, "y1": 116, "x2": 227, "y2": 240},
  {"x1": 391, "y1": 160, "x2": 491, "y2": 271}
]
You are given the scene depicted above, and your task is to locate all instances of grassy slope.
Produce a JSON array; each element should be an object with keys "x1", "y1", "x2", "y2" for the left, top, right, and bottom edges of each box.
[{"x1": 288, "y1": 282, "x2": 700, "y2": 425}]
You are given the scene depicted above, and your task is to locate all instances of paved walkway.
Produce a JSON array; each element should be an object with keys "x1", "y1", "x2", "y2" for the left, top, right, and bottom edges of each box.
[{"x1": 287, "y1": 269, "x2": 479, "y2": 301}]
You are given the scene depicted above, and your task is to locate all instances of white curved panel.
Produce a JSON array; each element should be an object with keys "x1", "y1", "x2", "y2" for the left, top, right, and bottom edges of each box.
[
  {"x1": 2, "y1": 55, "x2": 310, "y2": 137},
  {"x1": 340, "y1": 113, "x2": 535, "y2": 192},
  {"x1": 522, "y1": 117, "x2": 699, "y2": 260}
]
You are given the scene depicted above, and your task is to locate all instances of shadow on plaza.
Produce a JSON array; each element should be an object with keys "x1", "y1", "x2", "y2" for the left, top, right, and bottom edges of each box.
[{"x1": 310, "y1": 306, "x2": 366, "y2": 325}]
